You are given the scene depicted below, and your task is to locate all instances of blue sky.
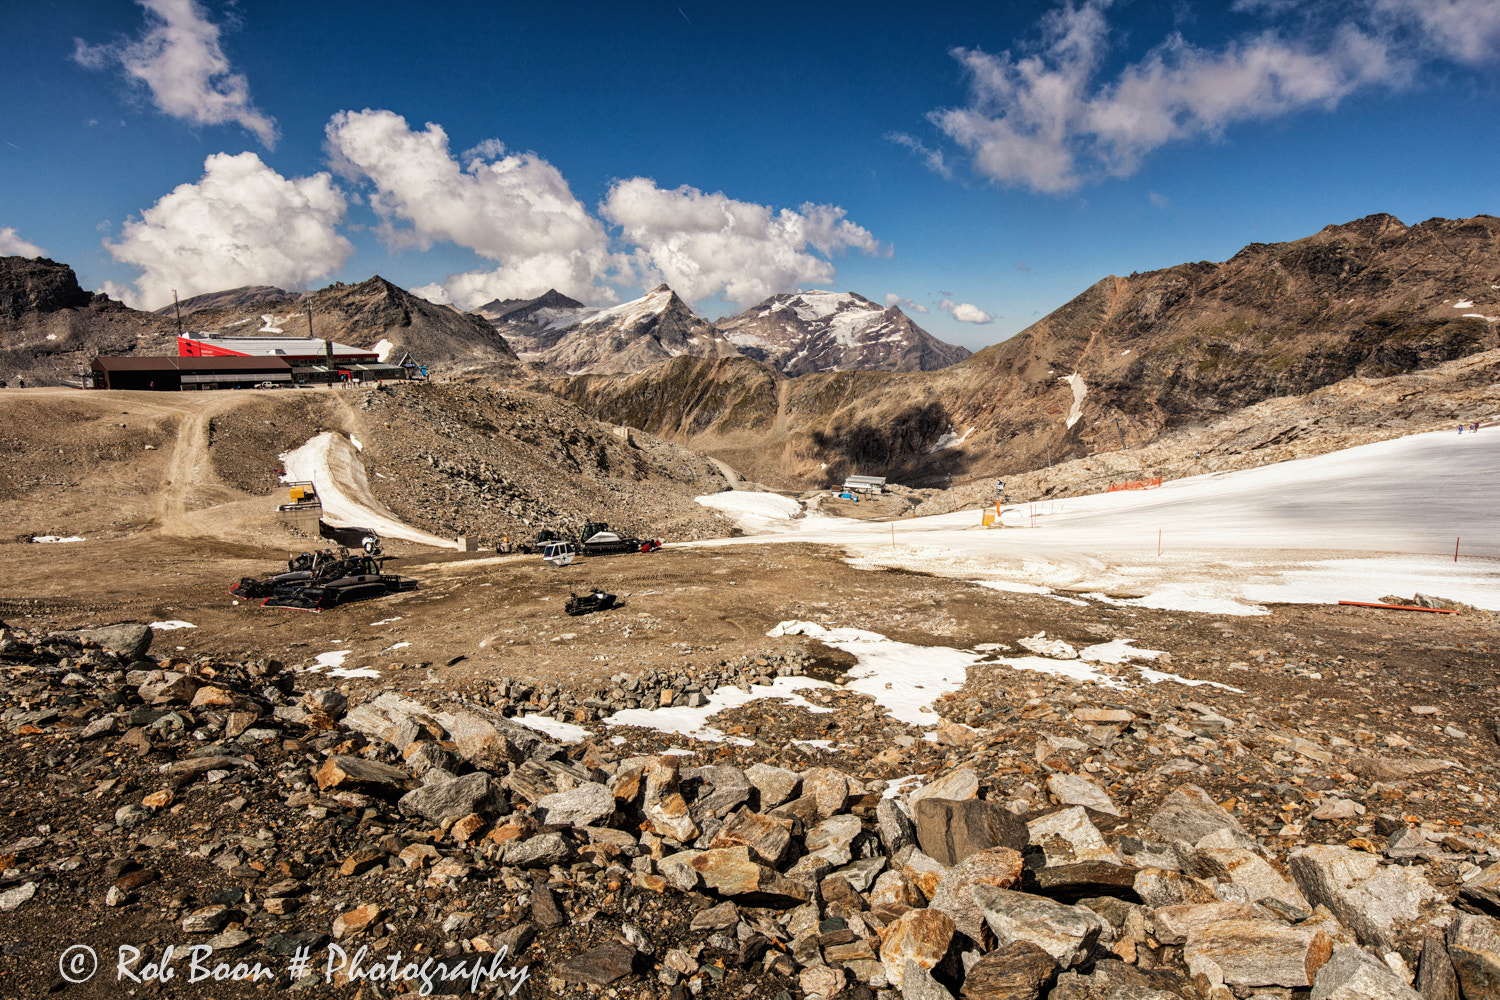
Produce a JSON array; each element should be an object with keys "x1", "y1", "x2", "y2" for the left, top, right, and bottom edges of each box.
[{"x1": 3, "y1": 0, "x2": 1499, "y2": 350}]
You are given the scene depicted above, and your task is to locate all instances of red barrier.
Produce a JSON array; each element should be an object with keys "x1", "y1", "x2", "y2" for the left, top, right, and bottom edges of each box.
[{"x1": 1107, "y1": 477, "x2": 1162, "y2": 492}]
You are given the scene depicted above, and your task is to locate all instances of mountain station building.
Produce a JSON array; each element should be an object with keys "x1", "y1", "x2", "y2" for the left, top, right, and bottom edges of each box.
[{"x1": 90, "y1": 334, "x2": 412, "y2": 390}]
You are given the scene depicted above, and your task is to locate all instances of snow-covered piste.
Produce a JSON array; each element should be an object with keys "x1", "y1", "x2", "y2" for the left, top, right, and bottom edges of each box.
[
  {"x1": 694, "y1": 429, "x2": 1500, "y2": 614},
  {"x1": 281, "y1": 432, "x2": 456, "y2": 549}
]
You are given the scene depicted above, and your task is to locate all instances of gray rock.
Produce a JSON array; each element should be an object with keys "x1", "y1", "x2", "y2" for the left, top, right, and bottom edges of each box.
[
  {"x1": 1182, "y1": 918, "x2": 1333, "y2": 989},
  {"x1": 916, "y1": 798, "x2": 1029, "y2": 867},
  {"x1": 879, "y1": 797, "x2": 918, "y2": 856},
  {"x1": 0, "y1": 882, "x2": 36, "y2": 912},
  {"x1": 558, "y1": 941, "x2": 637, "y2": 985},
  {"x1": 684, "y1": 765, "x2": 752, "y2": 821},
  {"x1": 1045, "y1": 773, "x2": 1122, "y2": 817},
  {"x1": 1447, "y1": 913, "x2": 1500, "y2": 1000},
  {"x1": 535, "y1": 782, "x2": 616, "y2": 828},
  {"x1": 504, "y1": 833, "x2": 574, "y2": 869},
  {"x1": 902, "y1": 959, "x2": 957, "y2": 1000},
  {"x1": 909, "y1": 768, "x2": 980, "y2": 808},
  {"x1": 55, "y1": 623, "x2": 152, "y2": 659},
  {"x1": 1310, "y1": 945, "x2": 1422, "y2": 1000},
  {"x1": 1148, "y1": 785, "x2": 1250, "y2": 845},
  {"x1": 835, "y1": 856, "x2": 888, "y2": 893},
  {"x1": 1415, "y1": 934, "x2": 1461, "y2": 1000},
  {"x1": 690, "y1": 900, "x2": 738, "y2": 931},
  {"x1": 1288, "y1": 844, "x2": 1450, "y2": 953},
  {"x1": 398, "y1": 771, "x2": 496, "y2": 825},
  {"x1": 1188, "y1": 846, "x2": 1310, "y2": 918},
  {"x1": 971, "y1": 884, "x2": 1109, "y2": 969},
  {"x1": 745, "y1": 763, "x2": 801, "y2": 809},
  {"x1": 804, "y1": 813, "x2": 864, "y2": 866},
  {"x1": 657, "y1": 851, "x2": 704, "y2": 892}
]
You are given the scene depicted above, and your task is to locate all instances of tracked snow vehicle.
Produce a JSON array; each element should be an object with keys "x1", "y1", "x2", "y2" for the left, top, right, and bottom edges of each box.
[{"x1": 230, "y1": 546, "x2": 417, "y2": 610}]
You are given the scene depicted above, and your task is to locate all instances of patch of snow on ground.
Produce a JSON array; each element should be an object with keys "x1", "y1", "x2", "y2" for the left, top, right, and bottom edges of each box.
[
  {"x1": 309, "y1": 650, "x2": 350, "y2": 672},
  {"x1": 282, "y1": 433, "x2": 455, "y2": 548},
  {"x1": 350, "y1": 436, "x2": 362, "y2": 452},
  {"x1": 1455, "y1": 300, "x2": 1474, "y2": 309},
  {"x1": 382, "y1": 642, "x2": 411, "y2": 652},
  {"x1": 374, "y1": 338, "x2": 394, "y2": 362},
  {"x1": 31, "y1": 536, "x2": 84, "y2": 543},
  {"x1": 369, "y1": 617, "x2": 402, "y2": 626},
  {"x1": 927, "y1": 427, "x2": 974, "y2": 453},
  {"x1": 605, "y1": 675, "x2": 836, "y2": 744},
  {"x1": 1062, "y1": 373, "x2": 1087, "y2": 428},
  {"x1": 768, "y1": 621, "x2": 979, "y2": 725},
  {"x1": 513, "y1": 714, "x2": 592, "y2": 742},
  {"x1": 696, "y1": 491, "x2": 802, "y2": 534},
  {"x1": 149, "y1": 621, "x2": 196, "y2": 630},
  {"x1": 1077, "y1": 639, "x2": 1163, "y2": 664},
  {"x1": 330, "y1": 666, "x2": 382, "y2": 679}
]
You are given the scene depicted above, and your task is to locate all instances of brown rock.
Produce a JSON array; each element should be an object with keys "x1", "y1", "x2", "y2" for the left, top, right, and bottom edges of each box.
[
  {"x1": 709, "y1": 807, "x2": 793, "y2": 866},
  {"x1": 916, "y1": 798, "x2": 1029, "y2": 867},
  {"x1": 332, "y1": 904, "x2": 382, "y2": 939},
  {"x1": 189, "y1": 686, "x2": 237, "y2": 709},
  {"x1": 449, "y1": 813, "x2": 486, "y2": 845},
  {"x1": 315, "y1": 754, "x2": 409, "y2": 792},
  {"x1": 686, "y1": 846, "x2": 810, "y2": 906},
  {"x1": 558, "y1": 941, "x2": 637, "y2": 985},
  {"x1": 1183, "y1": 919, "x2": 1333, "y2": 989},
  {"x1": 961, "y1": 941, "x2": 1059, "y2": 1000},
  {"x1": 1416, "y1": 933, "x2": 1461, "y2": 1000},
  {"x1": 142, "y1": 789, "x2": 174, "y2": 809},
  {"x1": 879, "y1": 908, "x2": 956, "y2": 990},
  {"x1": 339, "y1": 848, "x2": 386, "y2": 876}
]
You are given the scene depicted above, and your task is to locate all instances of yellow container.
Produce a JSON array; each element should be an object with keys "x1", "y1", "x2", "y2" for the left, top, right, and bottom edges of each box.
[
  {"x1": 981, "y1": 511, "x2": 996, "y2": 526},
  {"x1": 290, "y1": 487, "x2": 307, "y2": 502}
]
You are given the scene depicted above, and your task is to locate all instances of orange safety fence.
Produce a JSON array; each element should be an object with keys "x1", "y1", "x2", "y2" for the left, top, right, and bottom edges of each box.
[{"x1": 1106, "y1": 477, "x2": 1162, "y2": 492}]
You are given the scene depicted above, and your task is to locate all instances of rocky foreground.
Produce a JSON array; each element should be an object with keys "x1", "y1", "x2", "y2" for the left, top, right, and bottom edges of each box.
[{"x1": 1, "y1": 622, "x2": 1498, "y2": 999}]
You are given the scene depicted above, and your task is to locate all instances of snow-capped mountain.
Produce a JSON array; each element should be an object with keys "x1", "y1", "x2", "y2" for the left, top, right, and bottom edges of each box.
[
  {"x1": 717, "y1": 290, "x2": 971, "y2": 375},
  {"x1": 480, "y1": 284, "x2": 741, "y2": 374}
]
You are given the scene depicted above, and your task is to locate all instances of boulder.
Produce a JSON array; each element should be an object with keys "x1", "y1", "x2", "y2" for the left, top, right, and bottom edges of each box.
[
  {"x1": 909, "y1": 768, "x2": 981, "y2": 808},
  {"x1": 959, "y1": 941, "x2": 1058, "y2": 1000},
  {"x1": 1415, "y1": 933, "x2": 1462, "y2": 1000},
  {"x1": 1310, "y1": 945, "x2": 1422, "y2": 1000},
  {"x1": 535, "y1": 782, "x2": 616, "y2": 828},
  {"x1": 1288, "y1": 844, "x2": 1451, "y2": 953},
  {"x1": 745, "y1": 763, "x2": 800, "y2": 809},
  {"x1": 1045, "y1": 774, "x2": 1122, "y2": 817},
  {"x1": 503, "y1": 832, "x2": 574, "y2": 868},
  {"x1": 879, "y1": 908, "x2": 956, "y2": 989},
  {"x1": 684, "y1": 765, "x2": 752, "y2": 821},
  {"x1": 56, "y1": 623, "x2": 152, "y2": 659},
  {"x1": 1148, "y1": 785, "x2": 1249, "y2": 845},
  {"x1": 558, "y1": 941, "x2": 637, "y2": 985},
  {"x1": 916, "y1": 799, "x2": 1029, "y2": 867},
  {"x1": 1182, "y1": 918, "x2": 1332, "y2": 989},
  {"x1": 1027, "y1": 806, "x2": 1121, "y2": 866},
  {"x1": 1150, "y1": 902, "x2": 1263, "y2": 946},
  {"x1": 879, "y1": 798, "x2": 919, "y2": 856},
  {"x1": 398, "y1": 772, "x2": 496, "y2": 826},
  {"x1": 686, "y1": 846, "x2": 810, "y2": 906},
  {"x1": 1134, "y1": 868, "x2": 1218, "y2": 909},
  {"x1": 642, "y1": 757, "x2": 699, "y2": 843},
  {"x1": 315, "y1": 755, "x2": 410, "y2": 793},
  {"x1": 971, "y1": 885, "x2": 1110, "y2": 968},
  {"x1": 1189, "y1": 846, "x2": 1310, "y2": 918},
  {"x1": 708, "y1": 808, "x2": 793, "y2": 866},
  {"x1": 803, "y1": 767, "x2": 852, "y2": 819}
]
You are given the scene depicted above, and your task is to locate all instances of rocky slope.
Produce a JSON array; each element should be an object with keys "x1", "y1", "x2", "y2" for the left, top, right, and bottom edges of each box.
[
  {"x1": 0, "y1": 257, "x2": 163, "y2": 386},
  {"x1": 718, "y1": 290, "x2": 971, "y2": 375},
  {"x1": 553, "y1": 214, "x2": 1500, "y2": 487},
  {"x1": 0, "y1": 260, "x2": 518, "y2": 385},
  {"x1": 483, "y1": 284, "x2": 741, "y2": 374}
]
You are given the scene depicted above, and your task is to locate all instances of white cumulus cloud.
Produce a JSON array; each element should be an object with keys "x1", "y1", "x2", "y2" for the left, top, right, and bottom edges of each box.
[
  {"x1": 884, "y1": 292, "x2": 929, "y2": 314},
  {"x1": 325, "y1": 109, "x2": 617, "y2": 306},
  {"x1": 0, "y1": 228, "x2": 46, "y2": 258},
  {"x1": 105, "y1": 152, "x2": 351, "y2": 309},
  {"x1": 73, "y1": 0, "x2": 277, "y2": 147},
  {"x1": 940, "y1": 299, "x2": 994, "y2": 324},
  {"x1": 601, "y1": 178, "x2": 881, "y2": 308},
  {"x1": 924, "y1": 0, "x2": 1430, "y2": 193}
]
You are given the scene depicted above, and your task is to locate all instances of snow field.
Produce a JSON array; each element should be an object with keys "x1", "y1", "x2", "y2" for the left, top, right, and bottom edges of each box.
[{"x1": 281, "y1": 432, "x2": 456, "y2": 549}]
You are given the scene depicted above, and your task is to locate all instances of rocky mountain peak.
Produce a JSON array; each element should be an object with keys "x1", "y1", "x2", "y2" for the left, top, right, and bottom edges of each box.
[
  {"x1": 0, "y1": 256, "x2": 94, "y2": 324},
  {"x1": 718, "y1": 288, "x2": 970, "y2": 375}
]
